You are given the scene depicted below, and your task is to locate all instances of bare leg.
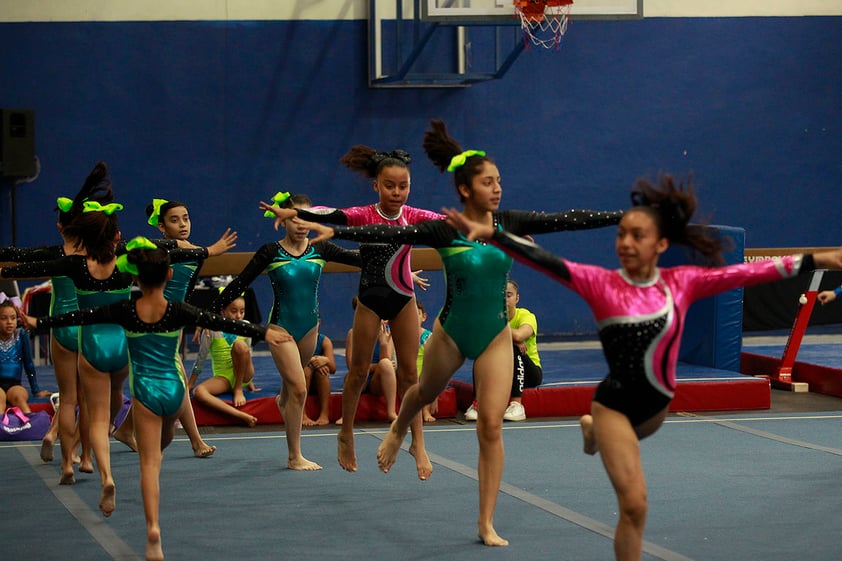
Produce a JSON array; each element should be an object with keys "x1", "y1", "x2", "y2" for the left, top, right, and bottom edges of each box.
[
  {"x1": 6, "y1": 385, "x2": 30, "y2": 413},
  {"x1": 472, "y1": 330, "x2": 513, "y2": 547},
  {"x1": 368, "y1": 359, "x2": 398, "y2": 421},
  {"x1": 133, "y1": 399, "x2": 166, "y2": 561},
  {"x1": 194, "y1": 377, "x2": 257, "y2": 426},
  {"x1": 174, "y1": 355, "x2": 215, "y2": 458},
  {"x1": 267, "y1": 328, "x2": 321, "y2": 471},
  {"x1": 338, "y1": 305, "x2": 381, "y2": 472},
  {"x1": 76, "y1": 378, "x2": 94, "y2": 474},
  {"x1": 51, "y1": 338, "x2": 81, "y2": 483},
  {"x1": 377, "y1": 320, "x2": 463, "y2": 477},
  {"x1": 40, "y1": 409, "x2": 59, "y2": 462},
  {"x1": 389, "y1": 299, "x2": 431, "y2": 480},
  {"x1": 590, "y1": 402, "x2": 668, "y2": 561},
  {"x1": 79, "y1": 356, "x2": 128, "y2": 517},
  {"x1": 231, "y1": 340, "x2": 252, "y2": 408}
]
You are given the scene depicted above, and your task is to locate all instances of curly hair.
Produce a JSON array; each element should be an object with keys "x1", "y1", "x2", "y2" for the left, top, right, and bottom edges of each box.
[
  {"x1": 629, "y1": 173, "x2": 725, "y2": 265},
  {"x1": 340, "y1": 145, "x2": 411, "y2": 179}
]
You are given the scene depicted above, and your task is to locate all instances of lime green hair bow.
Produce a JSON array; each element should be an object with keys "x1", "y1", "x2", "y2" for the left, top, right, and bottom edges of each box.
[
  {"x1": 263, "y1": 191, "x2": 291, "y2": 218},
  {"x1": 116, "y1": 236, "x2": 159, "y2": 275},
  {"x1": 147, "y1": 198, "x2": 169, "y2": 226},
  {"x1": 56, "y1": 197, "x2": 74, "y2": 213},
  {"x1": 82, "y1": 201, "x2": 124, "y2": 215},
  {"x1": 447, "y1": 150, "x2": 486, "y2": 173}
]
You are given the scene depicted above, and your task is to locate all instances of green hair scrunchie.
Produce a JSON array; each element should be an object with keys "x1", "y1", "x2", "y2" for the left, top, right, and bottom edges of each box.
[
  {"x1": 116, "y1": 236, "x2": 159, "y2": 275},
  {"x1": 147, "y1": 198, "x2": 169, "y2": 226},
  {"x1": 82, "y1": 201, "x2": 124, "y2": 215},
  {"x1": 56, "y1": 197, "x2": 74, "y2": 213},
  {"x1": 446, "y1": 150, "x2": 486, "y2": 173},
  {"x1": 263, "y1": 191, "x2": 291, "y2": 218}
]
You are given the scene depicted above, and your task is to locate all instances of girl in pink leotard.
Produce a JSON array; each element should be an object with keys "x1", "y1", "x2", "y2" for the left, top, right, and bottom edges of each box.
[{"x1": 442, "y1": 174, "x2": 842, "y2": 561}]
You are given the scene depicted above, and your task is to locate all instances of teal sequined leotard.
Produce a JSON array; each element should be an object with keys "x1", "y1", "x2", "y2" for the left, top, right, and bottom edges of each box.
[
  {"x1": 38, "y1": 300, "x2": 269, "y2": 417},
  {"x1": 2, "y1": 247, "x2": 209, "y2": 373},
  {"x1": 330, "y1": 209, "x2": 622, "y2": 359},
  {"x1": 0, "y1": 245, "x2": 79, "y2": 351},
  {"x1": 213, "y1": 241, "x2": 360, "y2": 341}
]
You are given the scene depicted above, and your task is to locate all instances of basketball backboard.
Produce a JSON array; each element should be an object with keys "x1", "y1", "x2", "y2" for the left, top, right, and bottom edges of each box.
[{"x1": 423, "y1": 0, "x2": 641, "y2": 23}]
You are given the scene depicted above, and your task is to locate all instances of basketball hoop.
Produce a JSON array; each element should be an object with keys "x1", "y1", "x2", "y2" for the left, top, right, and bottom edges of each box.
[{"x1": 514, "y1": 0, "x2": 572, "y2": 50}]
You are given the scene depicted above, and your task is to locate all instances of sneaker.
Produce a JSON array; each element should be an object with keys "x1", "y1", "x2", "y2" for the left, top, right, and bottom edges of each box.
[
  {"x1": 464, "y1": 402, "x2": 478, "y2": 421},
  {"x1": 503, "y1": 401, "x2": 526, "y2": 422}
]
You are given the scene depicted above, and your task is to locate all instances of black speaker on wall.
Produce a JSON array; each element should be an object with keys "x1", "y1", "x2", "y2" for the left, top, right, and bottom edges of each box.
[{"x1": 0, "y1": 109, "x2": 35, "y2": 177}]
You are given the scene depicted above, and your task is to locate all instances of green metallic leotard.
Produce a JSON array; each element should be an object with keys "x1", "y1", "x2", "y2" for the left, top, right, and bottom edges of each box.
[
  {"x1": 213, "y1": 241, "x2": 359, "y2": 341},
  {"x1": 0, "y1": 245, "x2": 79, "y2": 352},
  {"x1": 329, "y1": 209, "x2": 622, "y2": 359}
]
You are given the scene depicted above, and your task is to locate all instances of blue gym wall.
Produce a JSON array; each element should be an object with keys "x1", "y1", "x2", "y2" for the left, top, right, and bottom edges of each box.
[{"x1": 1, "y1": 15, "x2": 840, "y2": 341}]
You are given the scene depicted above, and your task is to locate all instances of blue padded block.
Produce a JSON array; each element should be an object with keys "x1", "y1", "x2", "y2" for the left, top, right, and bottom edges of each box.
[{"x1": 659, "y1": 225, "x2": 745, "y2": 371}]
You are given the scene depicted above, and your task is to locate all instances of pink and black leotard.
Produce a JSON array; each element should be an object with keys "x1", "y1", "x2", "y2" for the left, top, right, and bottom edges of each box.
[
  {"x1": 489, "y1": 229, "x2": 809, "y2": 425},
  {"x1": 295, "y1": 204, "x2": 443, "y2": 320}
]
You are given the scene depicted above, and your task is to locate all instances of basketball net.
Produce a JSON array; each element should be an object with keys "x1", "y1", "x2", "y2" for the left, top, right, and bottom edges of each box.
[{"x1": 514, "y1": 0, "x2": 572, "y2": 50}]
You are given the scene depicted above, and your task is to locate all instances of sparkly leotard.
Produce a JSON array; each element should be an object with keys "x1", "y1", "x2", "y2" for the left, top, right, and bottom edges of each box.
[
  {"x1": 213, "y1": 241, "x2": 360, "y2": 340},
  {"x1": 0, "y1": 245, "x2": 79, "y2": 351},
  {"x1": 38, "y1": 300, "x2": 269, "y2": 417},
  {"x1": 330, "y1": 209, "x2": 622, "y2": 358},
  {"x1": 2, "y1": 247, "x2": 209, "y2": 373},
  {"x1": 0, "y1": 327, "x2": 41, "y2": 394},
  {"x1": 489, "y1": 229, "x2": 807, "y2": 425},
  {"x1": 296, "y1": 205, "x2": 444, "y2": 320}
]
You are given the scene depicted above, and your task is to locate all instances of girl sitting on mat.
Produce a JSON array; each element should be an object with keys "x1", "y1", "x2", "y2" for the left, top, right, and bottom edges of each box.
[
  {"x1": 0, "y1": 298, "x2": 50, "y2": 413},
  {"x1": 190, "y1": 292, "x2": 260, "y2": 427},
  {"x1": 440, "y1": 174, "x2": 842, "y2": 561},
  {"x1": 24, "y1": 238, "x2": 293, "y2": 561}
]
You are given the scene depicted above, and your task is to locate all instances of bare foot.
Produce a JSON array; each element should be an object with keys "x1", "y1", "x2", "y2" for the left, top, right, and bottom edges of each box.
[
  {"x1": 423, "y1": 413, "x2": 436, "y2": 423},
  {"x1": 302, "y1": 415, "x2": 318, "y2": 427},
  {"x1": 146, "y1": 527, "x2": 163, "y2": 561},
  {"x1": 59, "y1": 471, "x2": 76, "y2": 485},
  {"x1": 99, "y1": 482, "x2": 116, "y2": 517},
  {"x1": 40, "y1": 438, "x2": 55, "y2": 462},
  {"x1": 79, "y1": 456, "x2": 94, "y2": 473},
  {"x1": 408, "y1": 441, "x2": 433, "y2": 481},
  {"x1": 478, "y1": 527, "x2": 509, "y2": 547},
  {"x1": 337, "y1": 432, "x2": 357, "y2": 472},
  {"x1": 314, "y1": 415, "x2": 329, "y2": 426},
  {"x1": 580, "y1": 414, "x2": 597, "y2": 456},
  {"x1": 244, "y1": 415, "x2": 258, "y2": 428},
  {"x1": 233, "y1": 389, "x2": 246, "y2": 408},
  {"x1": 288, "y1": 456, "x2": 323, "y2": 471},
  {"x1": 113, "y1": 427, "x2": 138, "y2": 452},
  {"x1": 376, "y1": 421, "x2": 405, "y2": 474},
  {"x1": 193, "y1": 442, "x2": 217, "y2": 458},
  {"x1": 334, "y1": 417, "x2": 343, "y2": 426}
]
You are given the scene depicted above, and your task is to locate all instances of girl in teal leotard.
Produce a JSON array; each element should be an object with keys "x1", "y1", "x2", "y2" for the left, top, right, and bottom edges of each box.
[
  {"x1": 26, "y1": 238, "x2": 292, "y2": 561},
  {"x1": 111, "y1": 198, "x2": 236, "y2": 458},
  {"x1": 304, "y1": 120, "x2": 622, "y2": 546},
  {"x1": 213, "y1": 193, "x2": 359, "y2": 471}
]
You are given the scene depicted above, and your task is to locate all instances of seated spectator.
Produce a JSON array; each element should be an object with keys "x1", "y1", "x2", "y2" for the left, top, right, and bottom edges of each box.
[
  {"x1": 302, "y1": 332, "x2": 336, "y2": 426},
  {"x1": 0, "y1": 298, "x2": 51, "y2": 413}
]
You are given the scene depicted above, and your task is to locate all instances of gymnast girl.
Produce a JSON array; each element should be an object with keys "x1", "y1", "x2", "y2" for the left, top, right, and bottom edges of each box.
[
  {"x1": 0, "y1": 166, "x2": 117, "y2": 481},
  {"x1": 303, "y1": 119, "x2": 623, "y2": 546},
  {"x1": 213, "y1": 193, "x2": 360, "y2": 470},
  {"x1": 0, "y1": 165, "x2": 226, "y2": 516},
  {"x1": 260, "y1": 147, "x2": 442, "y2": 478},
  {"x1": 112, "y1": 198, "x2": 236, "y2": 457},
  {"x1": 24, "y1": 238, "x2": 293, "y2": 561},
  {"x1": 440, "y1": 174, "x2": 842, "y2": 560}
]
